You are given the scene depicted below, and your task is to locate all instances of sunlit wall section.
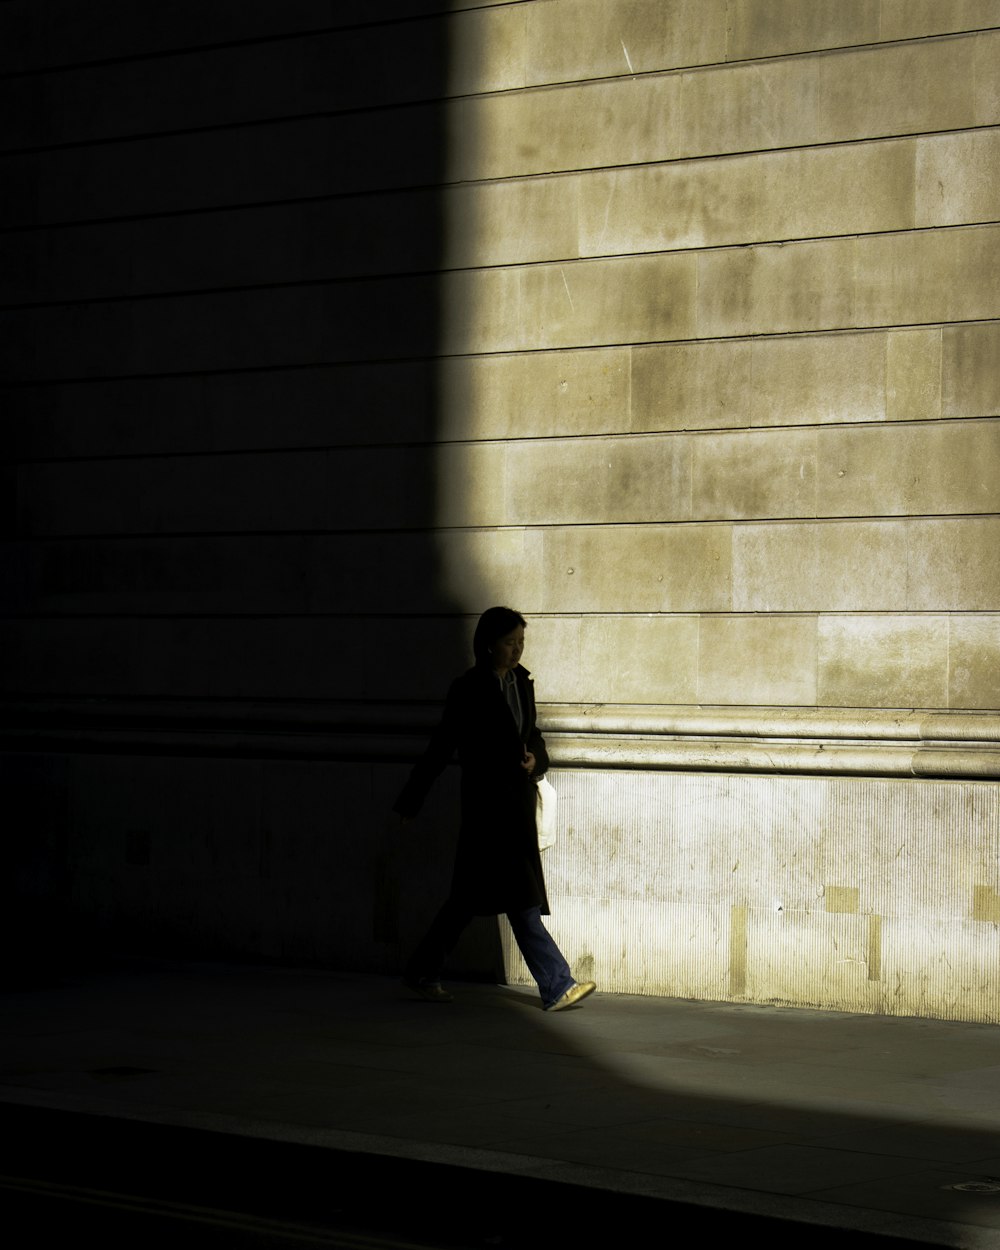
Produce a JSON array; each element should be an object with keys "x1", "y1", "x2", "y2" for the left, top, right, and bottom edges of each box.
[{"x1": 438, "y1": 1, "x2": 1000, "y2": 1020}]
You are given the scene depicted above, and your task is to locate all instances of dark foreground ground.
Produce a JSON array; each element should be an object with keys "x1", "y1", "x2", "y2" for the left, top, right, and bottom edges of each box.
[{"x1": 2, "y1": 962, "x2": 999, "y2": 1248}]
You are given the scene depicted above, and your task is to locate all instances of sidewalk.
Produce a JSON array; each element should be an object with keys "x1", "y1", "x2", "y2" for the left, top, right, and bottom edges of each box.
[{"x1": 2, "y1": 961, "x2": 999, "y2": 1247}]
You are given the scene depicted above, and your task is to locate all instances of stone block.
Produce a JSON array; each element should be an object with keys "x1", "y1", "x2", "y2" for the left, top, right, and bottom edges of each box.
[
  {"x1": 817, "y1": 616, "x2": 949, "y2": 709},
  {"x1": 442, "y1": 174, "x2": 581, "y2": 270},
  {"x1": 443, "y1": 254, "x2": 697, "y2": 356},
  {"x1": 680, "y1": 37, "x2": 984, "y2": 160},
  {"x1": 522, "y1": 612, "x2": 705, "y2": 710},
  {"x1": 942, "y1": 322, "x2": 1000, "y2": 418},
  {"x1": 885, "y1": 330, "x2": 942, "y2": 421},
  {"x1": 446, "y1": 2, "x2": 527, "y2": 95},
  {"x1": 726, "y1": 0, "x2": 881, "y2": 59},
  {"x1": 755, "y1": 139, "x2": 916, "y2": 240},
  {"x1": 539, "y1": 524, "x2": 732, "y2": 613},
  {"x1": 916, "y1": 129, "x2": 1000, "y2": 229},
  {"x1": 578, "y1": 140, "x2": 914, "y2": 256},
  {"x1": 439, "y1": 267, "x2": 522, "y2": 356},
  {"x1": 691, "y1": 428, "x2": 818, "y2": 521},
  {"x1": 631, "y1": 340, "x2": 753, "y2": 432},
  {"x1": 437, "y1": 527, "x2": 546, "y2": 617},
  {"x1": 516, "y1": 252, "x2": 698, "y2": 351},
  {"x1": 749, "y1": 332, "x2": 886, "y2": 427},
  {"x1": 732, "y1": 521, "x2": 907, "y2": 612},
  {"x1": 578, "y1": 157, "x2": 759, "y2": 255},
  {"x1": 517, "y1": 614, "x2": 583, "y2": 704},
  {"x1": 450, "y1": 74, "x2": 682, "y2": 181},
  {"x1": 506, "y1": 433, "x2": 692, "y2": 526},
  {"x1": 433, "y1": 442, "x2": 508, "y2": 527},
  {"x1": 577, "y1": 614, "x2": 700, "y2": 704},
  {"x1": 698, "y1": 615, "x2": 818, "y2": 705},
  {"x1": 854, "y1": 223, "x2": 1000, "y2": 328},
  {"x1": 880, "y1": 0, "x2": 1000, "y2": 41},
  {"x1": 697, "y1": 238, "x2": 857, "y2": 338},
  {"x1": 525, "y1": 0, "x2": 728, "y2": 84},
  {"x1": 439, "y1": 348, "x2": 631, "y2": 442},
  {"x1": 906, "y1": 518, "x2": 1000, "y2": 611},
  {"x1": 816, "y1": 420, "x2": 1000, "y2": 518},
  {"x1": 974, "y1": 23, "x2": 1000, "y2": 124},
  {"x1": 950, "y1": 617, "x2": 1000, "y2": 710}
]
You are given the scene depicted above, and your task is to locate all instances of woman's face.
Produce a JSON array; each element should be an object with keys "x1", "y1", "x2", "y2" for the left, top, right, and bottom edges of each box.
[{"x1": 491, "y1": 626, "x2": 525, "y2": 676}]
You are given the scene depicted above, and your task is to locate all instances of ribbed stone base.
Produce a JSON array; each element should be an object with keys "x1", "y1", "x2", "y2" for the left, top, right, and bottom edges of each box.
[{"x1": 502, "y1": 769, "x2": 1000, "y2": 1023}]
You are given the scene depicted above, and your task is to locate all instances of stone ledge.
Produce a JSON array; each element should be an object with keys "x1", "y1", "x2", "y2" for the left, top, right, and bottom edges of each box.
[{"x1": 2, "y1": 697, "x2": 999, "y2": 778}]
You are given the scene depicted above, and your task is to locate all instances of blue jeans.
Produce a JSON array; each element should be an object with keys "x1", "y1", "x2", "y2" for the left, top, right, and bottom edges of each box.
[{"x1": 405, "y1": 899, "x2": 576, "y2": 1009}]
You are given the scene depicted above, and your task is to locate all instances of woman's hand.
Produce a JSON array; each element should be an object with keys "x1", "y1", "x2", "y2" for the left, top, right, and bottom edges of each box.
[{"x1": 521, "y1": 750, "x2": 536, "y2": 777}]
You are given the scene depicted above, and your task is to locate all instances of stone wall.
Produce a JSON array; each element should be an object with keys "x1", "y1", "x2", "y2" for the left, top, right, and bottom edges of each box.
[{"x1": 2, "y1": 2, "x2": 998, "y2": 1018}]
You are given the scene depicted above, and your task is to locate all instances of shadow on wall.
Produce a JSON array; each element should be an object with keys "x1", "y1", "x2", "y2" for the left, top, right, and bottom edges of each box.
[{"x1": 0, "y1": 7, "x2": 478, "y2": 975}]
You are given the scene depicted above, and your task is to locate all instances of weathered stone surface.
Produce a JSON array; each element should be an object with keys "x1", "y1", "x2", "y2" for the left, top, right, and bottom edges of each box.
[
  {"x1": 732, "y1": 521, "x2": 907, "y2": 612},
  {"x1": 950, "y1": 617, "x2": 1000, "y2": 710},
  {"x1": 880, "y1": 0, "x2": 1000, "y2": 42},
  {"x1": 886, "y1": 330, "x2": 942, "y2": 421},
  {"x1": 447, "y1": 31, "x2": 997, "y2": 183},
  {"x1": 916, "y1": 129, "x2": 1000, "y2": 229},
  {"x1": 816, "y1": 419, "x2": 1000, "y2": 518},
  {"x1": 906, "y1": 518, "x2": 1000, "y2": 611},
  {"x1": 818, "y1": 616, "x2": 950, "y2": 708},
  {"x1": 442, "y1": 253, "x2": 698, "y2": 355},
  {"x1": 942, "y1": 322, "x2": 1000, "y2": 418},
  {"x1": 726, "y1": 0, "x2": 880, "y2": 59},
  {"x1": 525, "y1": 0, "x2": 728, "y2": 84},
  {"x1": 434, "y1": 442, "x2": 508, "y2": 528},
  {"x1": 691, "y1": 428, "x2": 818, "y2": 521},
  {"x1": 438, "y1": 527, "x2": 546, "y2": 617},
  {"x1": 699, "y1": 616, "x2": 818, "y2": 705},
  {"x1": 748, "y1": 333, "x2": 887, "y2": 427},
  {"x1": 631, "y1": 340, "x2": 753, "y2": 432},
  {"x1": 697, "y1": 238, "x2": 858, "y2": 338},
  {"x1": 578, "y1": 138, "x2": 916, "y2": 256},
  {"x1": 538, "y1": 524, "x2": 732, "y2": 612},
  {"x1": 506, "y1": 432, "x2": 692, "y2": 525},
  {"x1": 439, "y1": 347, "x2": 631, "y2": 442},
  {"x1": 854, "y1": 223, "x2": 1000, "y2": 327},
  {"x1": 526, "y1": 611, "x2": 704, "y2": 704}
]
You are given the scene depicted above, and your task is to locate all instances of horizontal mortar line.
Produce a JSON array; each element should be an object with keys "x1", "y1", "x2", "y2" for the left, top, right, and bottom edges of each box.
[
  {"x1": 7, "y1": 220, "x2": 1000, "y2": 314},
  {"x1": 0, "y1": 7, "x2": 496, "y2": 81},
  {"x1": 8, "y1": 695, "x2": 385, "y2": 712},
  {"x1": 3, "y1": 318, "x2": 999, "y2": 390},
  {"x1": 1, "y1": 24, "x2": 994, "y2": 149},
  {"x1": 5, "y1": 414, "x2": 1000, "y2": 467},
  {"x1": 7, "y1": 125, "x2": 1000, "y2": 241},
  {"x1": 8, "y1": 512, "x2": 1000, "y2": 542},
  {"x1": 0, "y1": 612, "x2": 467, "y2": 621},
  {"x1": 3, "y1": 123, "x2": 997, "y2": 238}
]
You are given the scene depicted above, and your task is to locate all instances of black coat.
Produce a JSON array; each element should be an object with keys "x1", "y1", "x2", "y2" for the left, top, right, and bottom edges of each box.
[{"x1": 393, "y1": 663, "x2": 550, "y2": 915}]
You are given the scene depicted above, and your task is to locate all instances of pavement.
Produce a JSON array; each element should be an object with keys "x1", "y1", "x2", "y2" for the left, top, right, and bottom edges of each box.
[{"x1": 2, "y1": 960, "x2": 1000, "y2": 1248}]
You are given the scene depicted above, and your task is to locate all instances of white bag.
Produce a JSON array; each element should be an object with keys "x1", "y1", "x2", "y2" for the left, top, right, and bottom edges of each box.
[{"x1": 536, "y1": 776, "x2": 557, "y2": 850}]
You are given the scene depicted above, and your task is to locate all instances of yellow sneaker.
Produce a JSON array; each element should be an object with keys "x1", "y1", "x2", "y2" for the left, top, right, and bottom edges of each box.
[{"x1": 546, "y1": 981, "x2": 596, "y2": 1011}]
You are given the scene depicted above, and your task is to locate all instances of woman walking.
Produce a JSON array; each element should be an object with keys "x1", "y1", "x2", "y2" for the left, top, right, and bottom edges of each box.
[{"x1": 393, "y1": 606, "x2": 596, "y2": 1011}]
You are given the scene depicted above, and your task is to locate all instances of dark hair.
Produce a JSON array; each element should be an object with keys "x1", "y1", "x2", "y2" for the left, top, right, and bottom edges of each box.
[{"x1": 472, "y1": 606, "x2": 526, "y2": 666}]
